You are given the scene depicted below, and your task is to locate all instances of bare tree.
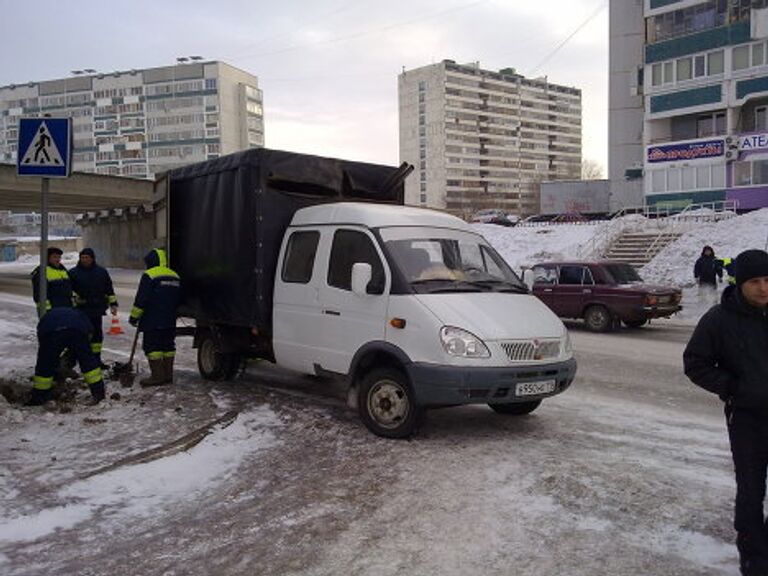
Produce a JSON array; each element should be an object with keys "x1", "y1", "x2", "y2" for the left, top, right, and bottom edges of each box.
[{"x1": 581, "y1": 159, "x2": 604, "y2": 180}]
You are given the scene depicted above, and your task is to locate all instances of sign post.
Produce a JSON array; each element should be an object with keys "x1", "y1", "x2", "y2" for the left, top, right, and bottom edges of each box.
[{"x1": 17, "y1": 117, "x2": 72, "y2": 318}]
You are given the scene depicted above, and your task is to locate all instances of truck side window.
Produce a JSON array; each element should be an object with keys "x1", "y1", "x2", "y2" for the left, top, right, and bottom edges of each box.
[
  {"x1": 328, "y1": 230, "x2": 385, "y2": 294},
  {"x1": 559, "y1": 265, "x2": 584, "y2": 285},
  {"x1": 282, "y1": 231, "x2": 320, "y2": 284}
]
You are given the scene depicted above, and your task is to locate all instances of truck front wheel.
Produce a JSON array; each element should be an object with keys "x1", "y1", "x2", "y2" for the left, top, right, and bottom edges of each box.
[
  {"x1": 358, "y1": 367, "x2": 423, "y2": 439},
  {"x1": 197, "y1": 335, "x2": 241, "y2": 381}
]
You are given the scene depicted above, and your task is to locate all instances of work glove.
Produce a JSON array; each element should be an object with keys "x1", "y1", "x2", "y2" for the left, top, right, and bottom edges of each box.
[{"x1": 129, "y1": 316, "x2": 139, "y2": 327}]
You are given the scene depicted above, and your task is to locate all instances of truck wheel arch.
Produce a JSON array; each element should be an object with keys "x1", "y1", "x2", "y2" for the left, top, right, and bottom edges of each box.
[{"x1": 348, "y1": 341, "x2": 412, "y2": 390}]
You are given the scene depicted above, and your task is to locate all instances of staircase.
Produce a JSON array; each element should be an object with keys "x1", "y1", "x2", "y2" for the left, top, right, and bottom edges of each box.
[{"x1": 603, "y1": 230, "x2": 683, "y2": 268}]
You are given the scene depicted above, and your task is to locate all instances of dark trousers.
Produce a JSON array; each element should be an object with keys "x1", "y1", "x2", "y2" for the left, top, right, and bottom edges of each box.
[
  {"x1": 727, "y1": 405, "x2": 768, "y2": 567},
  {"x1": 83, "y1": 311, "x2": 103, "y2": 355},
  {"x1": 142, "y1": 328, "x2": 176, "y2": 360},
  {"x1": 34, "y1": 329, "x2": 102, "y2": 390}
]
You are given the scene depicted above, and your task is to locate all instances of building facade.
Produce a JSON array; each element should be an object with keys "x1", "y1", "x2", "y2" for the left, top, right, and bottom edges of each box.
[
  {"x1": 611, "y1": 0, "x2": 768, "y2": 211},
  {"x1": 0, "y1": 61, "x2": 264, "y2": 179},
  {"x1": 398, "y1": 61, "x2": 582, "y2": 218}
]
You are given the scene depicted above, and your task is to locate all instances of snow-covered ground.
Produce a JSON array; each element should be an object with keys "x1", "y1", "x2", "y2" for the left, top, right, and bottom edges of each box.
[{"x1": 4, "y1": 211, "x2": 768, "y2": 574}]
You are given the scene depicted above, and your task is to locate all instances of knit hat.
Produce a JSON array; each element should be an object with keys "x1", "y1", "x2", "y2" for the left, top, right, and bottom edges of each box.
[
  {"x1": 735, "y1": 249, "x2": 768, "y2": 286},
  {"x1": 47, "y1": 247, "x2": 63, "y2": 257},
  {"x1": 79, "y1": 247, "x2": 95, "y2": 258}
]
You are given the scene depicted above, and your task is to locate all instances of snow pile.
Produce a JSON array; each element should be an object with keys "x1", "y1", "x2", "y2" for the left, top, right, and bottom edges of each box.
[
  {"x1": 641, "y1": 208, "x2": 768, "y2": 287},
  {"x1": 474, "y1": 222, "x2": 601, "y2": 272},
  {"x1": 0, "y1": 405, "x2": 281, "y2": 544}
]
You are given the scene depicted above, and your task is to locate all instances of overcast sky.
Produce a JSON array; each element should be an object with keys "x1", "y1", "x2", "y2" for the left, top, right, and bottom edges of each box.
[{"x1": 0, "y1": 0, "x2": 608, "y2": 172}]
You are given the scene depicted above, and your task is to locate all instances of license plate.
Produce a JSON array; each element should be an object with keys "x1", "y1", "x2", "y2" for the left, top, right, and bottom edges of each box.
[{"x1": 515, "y1": 380, "x2": 557, "y2": 397}]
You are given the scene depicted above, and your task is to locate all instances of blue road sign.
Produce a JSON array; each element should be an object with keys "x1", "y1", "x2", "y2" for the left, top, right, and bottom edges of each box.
[{"x1": 17, "y1": 117, "x2": 72, "y2": 178}]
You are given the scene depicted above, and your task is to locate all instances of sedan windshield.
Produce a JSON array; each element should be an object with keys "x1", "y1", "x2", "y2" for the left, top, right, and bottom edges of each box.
[
  {"x1": 379, "y1": 226, "x2": 527, "y2": 294},
  {"x1": 604, "y1": 263, "x2": 643, "y2": 284}
]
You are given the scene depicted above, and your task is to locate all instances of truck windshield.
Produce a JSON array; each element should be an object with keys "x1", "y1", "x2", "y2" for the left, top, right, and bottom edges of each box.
[
  {"x1": 379, "y1": 227, "x2": 527, "y2": 294},
  {"x1": 604, "y1": 263, "x2": 643, "y2": 284}
]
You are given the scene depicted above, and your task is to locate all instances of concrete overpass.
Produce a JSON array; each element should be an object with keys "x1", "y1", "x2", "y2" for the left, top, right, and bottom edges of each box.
[{"x1": 0, "y1": 163, "x2": 153, "y2": 213}]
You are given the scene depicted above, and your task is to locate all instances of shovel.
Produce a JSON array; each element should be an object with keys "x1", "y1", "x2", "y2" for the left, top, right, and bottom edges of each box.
[{"x1": 113, "y1": 329, "x2": 140, "y2": 388}]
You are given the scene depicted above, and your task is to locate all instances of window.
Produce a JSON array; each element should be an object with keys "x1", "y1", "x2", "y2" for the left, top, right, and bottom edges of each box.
[
  {"x1": 327, "y1": 230, "x2": 384, "y2": 294},
  {"x1": 754, "y1": 44, "x2": 765, "y2": 67},
  {"x1": 663, "y1": 61, "x2": 674, "y2": 84},
  {"x1": 532, "y1": 266, "x2": 557, "y2": 285},
  {"x1": 755, "y1": 160, "x2": 768, "y2": 185},
  {"x1": 682, "y1": 166, "x2": 696, "y2": 190},
  {"x1": 712, "y1": 164, "x2": 726, "y2": 188},
  {"x1": 205, "y1": 78, "x2": 217, "y2": 90},
  {"x1": 667, "y1": 167, "x2": 681, "y2": 191},
  {"x1": 694, "y1": 55, "x2": 706, "y2": 78},
  {"x1": 757, "y1": 106, "x2": 768, "y2": 131},
  {"x1": 651, "y1": 63, "x2": 661, "y2": 86},
  {"x1": 696, "y1": 165, "x2": 711, "y2": 188},
  {"x1": 734, "y1": 45, "x2": 750, "y2": 70},
  {"x1": 282, "y1": 231, "x2": 320, "y2": 284},
  {"x1": 677, "y1": 57, "x2": 692, "y2": 81},
  {"x1": 558, "y1": 265, "x2": 585, "y2": 285},
  {"x1": 697, "y1": 112, "x2": 725, "y2": 137},
  {"x1": 708, "y1": 50, "x2": 724, "y2": 75},
  {"x1": 734, "y1": 161, "x2": 751, "y2": 186}
]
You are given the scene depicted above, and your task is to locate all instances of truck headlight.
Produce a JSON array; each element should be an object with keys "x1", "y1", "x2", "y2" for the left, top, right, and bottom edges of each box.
[
  {"x1": 562, "y1": 332, "x2": 573, "y2": 356},
  {"x1": 440, "y1": 326, "x2": 490, "y2": 358}
]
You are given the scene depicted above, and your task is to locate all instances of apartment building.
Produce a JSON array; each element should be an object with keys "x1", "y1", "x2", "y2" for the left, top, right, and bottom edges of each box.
[
  {"x1": 0, "y1": 61, "x2": 264, "y2": 179},
  {"x1": 398, "y1": 60, "x2": 582, "y2": 217},
  {"x1": 611, "y1": 0, "x2": 768, "y2": 211}
]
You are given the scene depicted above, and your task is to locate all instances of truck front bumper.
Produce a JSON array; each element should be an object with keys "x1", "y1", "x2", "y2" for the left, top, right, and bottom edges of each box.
[{"x1": 406, "y1": 357, "x2": 577, "y2": 407}]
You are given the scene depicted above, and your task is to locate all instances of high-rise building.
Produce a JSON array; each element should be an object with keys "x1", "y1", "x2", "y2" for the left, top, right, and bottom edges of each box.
[
  {"x1": 0, "y1": 61, "x2": 264, "y2": 179},
  {"x1": 610, "y1": 0, "x2": 768, "y2": 211},
  {"x1": 398, "y1": 60, "x2": 582, "y2": 217}
]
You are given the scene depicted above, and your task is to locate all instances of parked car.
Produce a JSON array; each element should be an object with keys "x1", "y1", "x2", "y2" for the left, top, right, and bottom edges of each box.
[
  {"x1": 471, "y1": 209, "x2": 517, "y2": 227},
  {"x1": 525, "y1": 260, "x2": 682, "y2": 332}
]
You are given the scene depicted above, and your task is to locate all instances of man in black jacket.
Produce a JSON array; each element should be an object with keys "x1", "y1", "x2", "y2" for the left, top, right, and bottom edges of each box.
[
  {"x1": 31, "y1": 246, "x2": 72, "y2": 312},
  {"x1": 129, "y1": 249, "x2": 181, "y2": 387},
  {"x1": 69, "y1": 248, "x2": 118, "y2": 368},
  {"x1": 684, "y1": 249, "x2": 768, "y2": 576},
  {"x1": 694, "y1": 245, "x2": 723, "y2": 306}
]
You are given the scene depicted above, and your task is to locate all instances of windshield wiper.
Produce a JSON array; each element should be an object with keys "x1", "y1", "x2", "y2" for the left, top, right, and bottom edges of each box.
[
  {"x1": 463, "y1": 278, "x2": 528, "y2": 293},
  {"x1": 410, "y1": 278, "x2": 486, "y2": 293}
]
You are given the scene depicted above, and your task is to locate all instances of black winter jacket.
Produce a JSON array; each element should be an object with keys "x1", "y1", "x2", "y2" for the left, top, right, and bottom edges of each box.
[
  {"x1": 69, "y1": 262, "x2": 118, "y2": 315},
  {"x1": 130, "y1": 249, "x2": 181, "y2": 330},
  {"x1": 31, "y1": 264, "x2": 72, "y2": 309},
  {"x1": 693, "y1": 255, "x2": 722, "y2": 286},
  {"x1": 37, "y1": 307, "x2": 93, "y2": 338},
  {"x1": 684, "y1": 285, "x2": 768, "y2": 408}
]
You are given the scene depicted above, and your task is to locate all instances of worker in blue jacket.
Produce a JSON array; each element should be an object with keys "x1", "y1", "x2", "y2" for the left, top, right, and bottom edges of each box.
[
  {"x1": 129, "y1": 249, "x2": 181, "y2": 387},
  {"x1": 69, "y1": 248, "x2": 118, "y2": 367},
  {"x1": 31, "y1": 247, "x2": 72, "y2": 312},
  {"x1": 28, "y1": 307, "x2": 105, "y2": 406}
]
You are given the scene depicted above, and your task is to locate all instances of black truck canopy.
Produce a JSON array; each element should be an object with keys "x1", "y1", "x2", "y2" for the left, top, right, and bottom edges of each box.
[{"x1": 167, "y1": 148, "x2": 409, "y2": 333}]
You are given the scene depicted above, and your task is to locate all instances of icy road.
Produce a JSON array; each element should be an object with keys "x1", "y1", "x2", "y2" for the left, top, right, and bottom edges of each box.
[{"x1": 0, "y1": 292, "x2": 738, "y2": 575}]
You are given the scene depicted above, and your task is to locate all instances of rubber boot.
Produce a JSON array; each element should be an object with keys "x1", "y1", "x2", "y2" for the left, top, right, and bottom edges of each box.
[
  {"x1": 163, "y1": 356, "x2": 174, "y2": 384},
  {"x1": 140, "y1": 359, "x2": 168, "y2": 387},
  {"x1": 89, "y1": 380, "x2": 105, "y2": 404},
  {"x1": 26, "y1": 388, "x2": 53, "y2": 406}
]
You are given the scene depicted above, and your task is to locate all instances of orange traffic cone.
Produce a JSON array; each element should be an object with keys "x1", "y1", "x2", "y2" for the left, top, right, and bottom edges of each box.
[{"x1": 108, "y1": 315, "x2": 125, "y2": 335}]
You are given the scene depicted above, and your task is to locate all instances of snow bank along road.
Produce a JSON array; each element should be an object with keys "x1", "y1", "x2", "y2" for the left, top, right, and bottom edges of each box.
[{"x1": 0, "y1": 288, "x2": 739, "y2": 575}]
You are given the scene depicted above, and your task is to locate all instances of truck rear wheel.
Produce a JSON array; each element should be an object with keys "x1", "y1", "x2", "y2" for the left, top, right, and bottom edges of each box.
[
  {"x1": 197, "y1": 335, "x2": 241, "y2": 381},
  {"x1": 358, "y1": 367, "x2": 423, "y2": 439},
  {"x1": 489, "y1": 400, "x2": 541, "y2": 415}
]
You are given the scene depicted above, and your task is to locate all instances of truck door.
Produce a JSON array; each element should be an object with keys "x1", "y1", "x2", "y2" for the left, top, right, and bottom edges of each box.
[
  {"x1": 317, "y1": 228, "x2": 390, "y2": 374},
  {"x1": 272, "y1": 228, "x2": 326, "y2": 373}
]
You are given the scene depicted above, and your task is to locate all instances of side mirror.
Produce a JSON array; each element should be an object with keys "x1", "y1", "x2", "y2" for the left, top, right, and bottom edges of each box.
[
  {"x1": 351, "y1": 263, "x2": 373, "y2": 296},
  {"x1": 522, "y1": 268, "x2": 535, "y2": 290}
]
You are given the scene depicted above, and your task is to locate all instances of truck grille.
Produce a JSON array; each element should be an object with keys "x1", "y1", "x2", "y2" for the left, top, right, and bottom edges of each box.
[{"x1": 500, "y1": 339, "x2": 561, "y2": 362}]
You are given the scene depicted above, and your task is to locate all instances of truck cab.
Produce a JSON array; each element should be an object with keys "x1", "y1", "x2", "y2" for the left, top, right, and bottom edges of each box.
[{"x1": 272, "y1": 203, "x2": 577, "y2": 437}]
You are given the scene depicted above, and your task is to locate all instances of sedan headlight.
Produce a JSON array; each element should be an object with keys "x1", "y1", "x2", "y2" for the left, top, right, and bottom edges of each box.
[{"x1": 440, "y1": 326, "x2": 490, "y2": 358}]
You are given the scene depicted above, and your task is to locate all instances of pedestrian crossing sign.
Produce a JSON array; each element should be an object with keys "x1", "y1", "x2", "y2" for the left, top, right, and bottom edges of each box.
[{"x1": 17, "y1": 118, "x2": 71, "y2": 178}]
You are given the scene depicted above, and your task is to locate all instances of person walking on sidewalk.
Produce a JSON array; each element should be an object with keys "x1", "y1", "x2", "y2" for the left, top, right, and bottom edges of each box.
[
  {"x1": 28, "y1": 307, "x2": 106, "y2": 406},
  {"x1": 129, "y1": 248, "x2": 181, "y2": 387},
  {"x1": 684, "y1": 249, "x2": 768, "y2": 576},
  {"x1": 694, "y1": 245, "x2": 723, "y2": 307},
  {"x1": 69, "y1": 248, "x2": 118, "y2": 368}
]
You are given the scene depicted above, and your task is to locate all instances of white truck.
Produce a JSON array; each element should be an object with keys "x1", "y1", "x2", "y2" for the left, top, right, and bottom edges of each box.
[{"x1": 164, "y1": 149, "x2": 576, "y2": 438}]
